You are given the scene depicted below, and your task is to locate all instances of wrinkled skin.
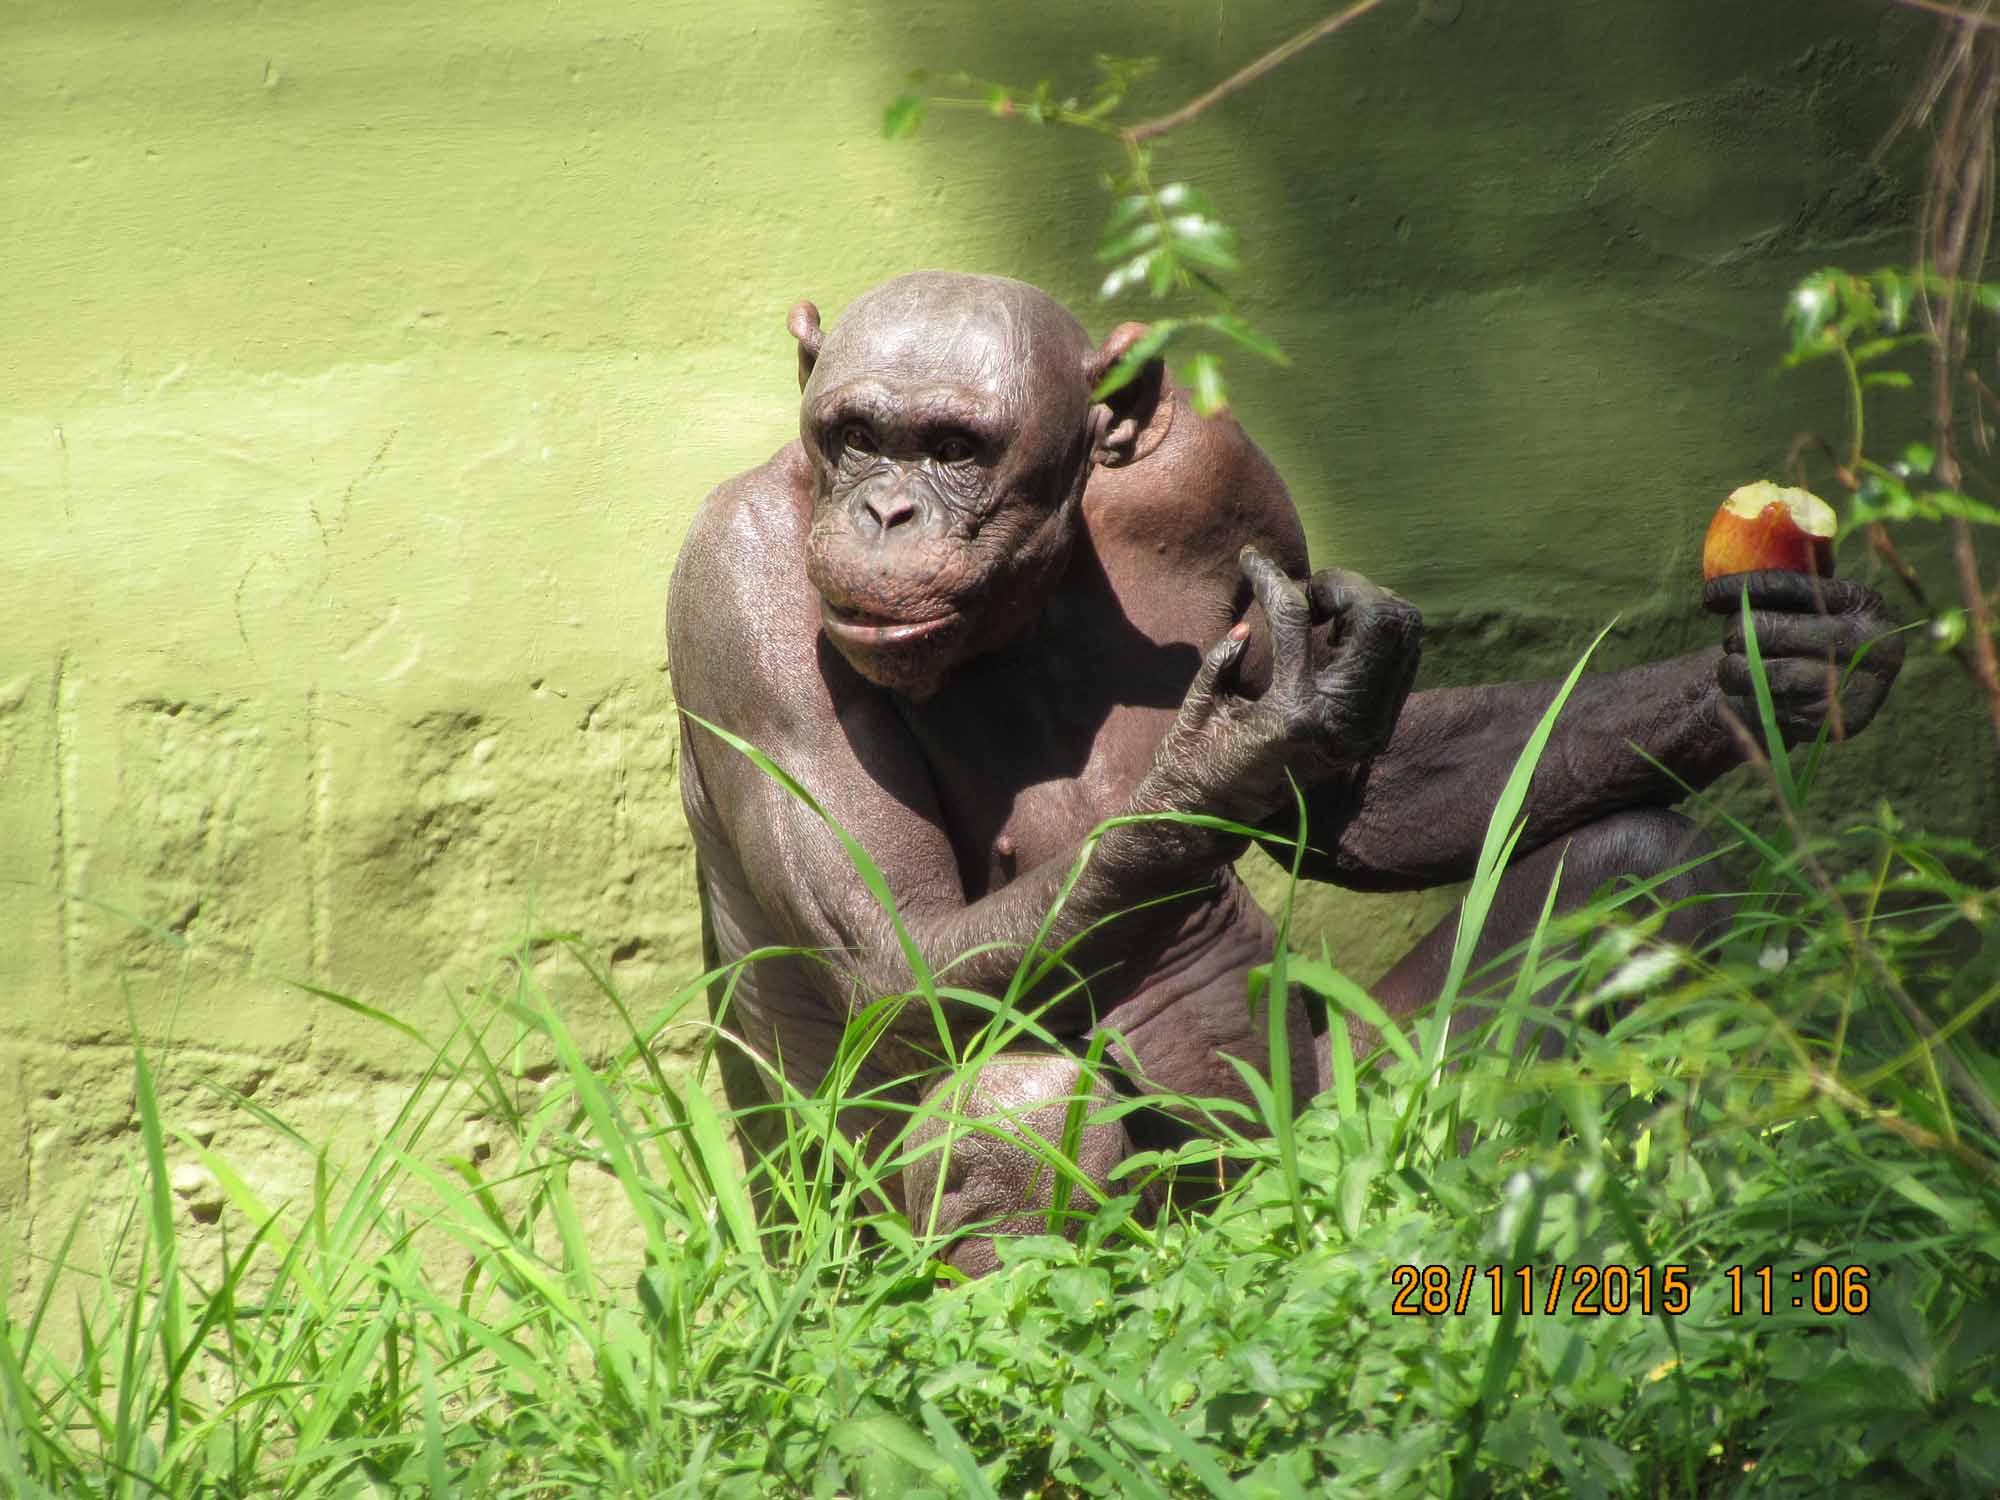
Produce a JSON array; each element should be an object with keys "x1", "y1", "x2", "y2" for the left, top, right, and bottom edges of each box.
[{"x1": 669, "y1": 271, "x2": 1904, "y2": 1274}]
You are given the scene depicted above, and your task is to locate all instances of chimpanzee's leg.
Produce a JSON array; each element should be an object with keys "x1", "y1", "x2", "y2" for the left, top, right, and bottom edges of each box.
[
  {"x1": 899, "y1": 1055, "x2": 1136, "y2": 1277},
  {"x1": 1334, "y1": 807, "x2": 1731, "y2": 1078},
  {"x1": 896, "y1": 883, "x2": 1299, "y2": 1272}
]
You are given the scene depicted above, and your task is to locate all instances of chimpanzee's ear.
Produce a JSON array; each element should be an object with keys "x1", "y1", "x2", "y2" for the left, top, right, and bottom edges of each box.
[
  {"x1": 788, "y1": 301, "x2": 824, "y2": 392},
  {"x1": 1085, "y1": 322, "x2": 1170, "y2": 468}
]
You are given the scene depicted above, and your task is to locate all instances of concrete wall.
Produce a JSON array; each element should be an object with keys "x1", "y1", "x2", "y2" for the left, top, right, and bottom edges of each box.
[{"x1": 3, "y1": 0, "x2": 1987, "y2": 1279}]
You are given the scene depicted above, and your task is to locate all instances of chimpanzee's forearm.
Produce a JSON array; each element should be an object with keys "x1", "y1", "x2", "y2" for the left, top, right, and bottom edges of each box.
[
  {"x1": 1275, "y1": 649, "x2": 1738, "y2": 891},
  {"x1": 844, "y1": 812, "x2": 1245, "y2": 1038}
]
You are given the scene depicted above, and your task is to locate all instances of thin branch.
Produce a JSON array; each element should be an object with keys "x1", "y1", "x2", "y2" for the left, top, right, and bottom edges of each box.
[
  {"x1": 1784, "y1": 430, "x2": 1991, "y2": 686},
  {"x1": 1885, "y1": 0, "x2": 2000, "y2": 31},
  {"x1": 1123, "y1": 0, "x2": 1394, "y2": 145},
  {"x1": 1918, "y1": 17, "x2": 2000, "y2": 752}
]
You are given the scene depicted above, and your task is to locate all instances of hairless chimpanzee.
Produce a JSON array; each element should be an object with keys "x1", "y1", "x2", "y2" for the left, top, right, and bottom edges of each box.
[{"x1": 668, "y1": 271, "x2": 1903, "y2": 1274}]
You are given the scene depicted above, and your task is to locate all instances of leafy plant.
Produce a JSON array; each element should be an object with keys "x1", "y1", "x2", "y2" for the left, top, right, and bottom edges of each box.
[
  {"x1": 5, "y1": 619, "x2": 1997, "y2": 1495},
  {"x1": 881, "y1": 2, "x2": 1403, "y2": 411}
]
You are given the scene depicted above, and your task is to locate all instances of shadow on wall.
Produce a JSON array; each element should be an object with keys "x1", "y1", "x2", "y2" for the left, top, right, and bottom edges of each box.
[
  {"x1": 860, "y1": 0, "x2": 1928, "y2": 611},
  {"x1": 851, "y1": 0, "x2": 1995, "y2": 841}
]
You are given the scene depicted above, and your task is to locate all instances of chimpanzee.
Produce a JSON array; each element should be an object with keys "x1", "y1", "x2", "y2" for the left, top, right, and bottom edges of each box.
[{"x1": 668, "y1": 271, "x2": 1902, "y2": 1272}]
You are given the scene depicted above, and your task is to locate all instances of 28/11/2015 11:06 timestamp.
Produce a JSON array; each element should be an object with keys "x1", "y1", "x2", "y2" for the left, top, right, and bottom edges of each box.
[{"x1": 1389, "y1": 1264, "x2": 1873, "y2": 1317}]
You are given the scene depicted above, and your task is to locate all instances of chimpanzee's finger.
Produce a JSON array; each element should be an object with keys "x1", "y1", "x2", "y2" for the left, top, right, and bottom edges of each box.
[
  {"x1": 1181, "y1": 623, "x2": 1251, "y2": 722},
  {"x1": 1717, "y1": 653, "x2": 1843, "y2": 705},
  {"x1": 1702, "y1": 571, "x2": 1881, "y2": 618},
  {"x1": 1721, "y1": 611, "x2": 1867, "y2": 663},
  {"x1": 1303, "y1": 567, "x2": 1371, "y2": 634},
  {"x1": 1240, "y1": 547, "x2": 1313, "y2": 700}
]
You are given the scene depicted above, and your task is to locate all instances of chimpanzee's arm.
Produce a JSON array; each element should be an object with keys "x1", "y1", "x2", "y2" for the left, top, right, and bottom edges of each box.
[
  {"x1": 1276, "y1": 572, "x2": 1903, "y2": 891},
  {"x1": 1285, "y1": 650, "x2": 1732, "y2": 891}
]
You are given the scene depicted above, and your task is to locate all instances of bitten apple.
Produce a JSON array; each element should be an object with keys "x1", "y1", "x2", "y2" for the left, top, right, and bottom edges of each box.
[{"x1": 1701, "y1": 482, "x2": 1837, "y2": 581}]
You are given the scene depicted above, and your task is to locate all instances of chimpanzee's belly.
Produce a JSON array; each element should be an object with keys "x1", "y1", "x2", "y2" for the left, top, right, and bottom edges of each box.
[
  {"x1": 899, "y1": 681, "x2": 1310, "y2": 1104},
  {"x1": 1080, "y1": 873, "x2": 1314, "y2": 1106}
]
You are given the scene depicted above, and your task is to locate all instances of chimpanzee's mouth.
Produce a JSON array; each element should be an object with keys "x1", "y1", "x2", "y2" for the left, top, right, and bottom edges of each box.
[{"x1": 820, "y1": 600, "x2": 960, "y2": 648}]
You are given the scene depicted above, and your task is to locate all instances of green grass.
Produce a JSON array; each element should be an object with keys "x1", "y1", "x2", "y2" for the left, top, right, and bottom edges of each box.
[{"x1": 5, "y1": 646, "x2": 1999, "y2": 1496}]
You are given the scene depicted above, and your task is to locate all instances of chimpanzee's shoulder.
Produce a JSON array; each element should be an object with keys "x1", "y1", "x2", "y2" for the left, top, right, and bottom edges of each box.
[
  {"x1": 667, "y1": 441, "x2": 824, "y2": 692},
  {"x1": 671, "y1": 444, "x2": 812, "y2": 601},
  {"x1": 1085, "y1": 389, "x2": 1310, "y2": 578}
]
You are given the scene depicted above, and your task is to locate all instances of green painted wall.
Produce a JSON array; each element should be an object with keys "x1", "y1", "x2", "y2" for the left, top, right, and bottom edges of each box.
[{"x1": 2, "y1": 0, "x2": 1988, "y2": 1282}]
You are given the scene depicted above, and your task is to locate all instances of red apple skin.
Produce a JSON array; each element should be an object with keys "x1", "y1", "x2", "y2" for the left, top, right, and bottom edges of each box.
[{"x1": 1702, "y1": 499, "x2": 1836, "y2": 582}]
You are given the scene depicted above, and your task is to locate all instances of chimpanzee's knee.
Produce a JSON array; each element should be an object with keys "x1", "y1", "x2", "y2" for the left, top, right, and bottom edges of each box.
[
  {"x1": 900, "y1": 1054, "x2": 1135, "y2": 1278},
  {"x1": 1545, "y1": 807, "x2": 1732, "y2": 951},
  {"x1": 1367, "y1": 806, "x2": 1734, "y2": 1067}
]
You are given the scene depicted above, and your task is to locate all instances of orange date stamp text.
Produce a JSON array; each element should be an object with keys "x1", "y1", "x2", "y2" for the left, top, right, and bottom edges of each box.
[{"x1": 1388, "y1": 1263, "x2": 1873, "y2": 1317}]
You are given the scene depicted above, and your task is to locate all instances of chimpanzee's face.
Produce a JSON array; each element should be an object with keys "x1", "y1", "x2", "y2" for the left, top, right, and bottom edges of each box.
[{"x1": 799, "y1": 274, "x2": 1098, "y2": 701}]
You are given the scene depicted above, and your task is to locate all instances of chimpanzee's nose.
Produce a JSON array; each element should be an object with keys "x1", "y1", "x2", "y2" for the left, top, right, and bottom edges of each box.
[{"x1": 862, "y1": 491, "x2": 917, "y2": 532}]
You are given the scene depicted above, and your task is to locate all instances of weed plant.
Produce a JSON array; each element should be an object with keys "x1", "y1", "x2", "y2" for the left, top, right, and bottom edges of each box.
[{"x1": 2, "y1": 635, "x2": 1997, "y2": 1498}]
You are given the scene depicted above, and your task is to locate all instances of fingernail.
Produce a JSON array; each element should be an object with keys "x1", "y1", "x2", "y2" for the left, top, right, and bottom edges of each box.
[{"x1": 1229, "y1": 622, "x2": 1251, "y2": 642}]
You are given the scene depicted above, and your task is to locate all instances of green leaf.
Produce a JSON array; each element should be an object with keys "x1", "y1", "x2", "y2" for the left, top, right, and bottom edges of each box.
[
  {"x1": 918, "y1": 1404, "x2": 1003, "y2": 1500},
  {"x1": 1185, "y1": 352, "x2": 1228, "y2": 415},
  {"x1": 1425, "y1": 622, "x2": 1616, "y2": 1052},
  {"x1": 1163, "y1": 214, "x2": 1241, "y2": 275},
  {"x1": 882, "y1": 93, "x2": 925, "y2": 140},
  {"x1": 1914, "y1": 488, "x2": 2000, "y2": 525},
  {"x1": 1785, "y1": 272, "x2": 1839, "y2": 350},
  {"x1": 1862, "y1": 370, "x2": 1914, "y2": 390},
  {"x1": 1204, "y1": 313, "x2": 1290, "y2": 366},
  {"x1": 290, "y1": 980, "x2": 432, "y2": 1052},
  {"x1": 1049, "y1": 1265, "x2": 1112, "y2": 1320},
  {"x1": 1152, "y1": 181, "x2": 1217, "y2": 217},
  {"x1": 1091, "y1": 319, "x2": 1180, "y2": 398},
  {"x1": 1903, "y1": 440, "x2": 1937, "y2": 475},
  {"x1": 1078, "y1": 88, "x2": 1124, "y2": 121},
  {"x1": 682, "y1": 710, "x2": 935, "y2": 1007},
  {"x1": 828, "y1": 1414, "x2": 953, "y2": 1487},
  {"x1": 1851, "y1": 334, "x2": 1928, "y2": 363},
  {"x1": 1852, "y1": 467, "x2": 1917, "y2": 528},
  {"x1": 1874, "y1": 268, "x2": 1911, "y2": 330},
  {"x1": 1095, "y1": 219, "x2": 1163, "y2": 264},
  {"x1": 1068, "y1": 1355, "x2": 1253, "y2": 1498},
  {"x1": 1283, "y1": 954, "x2": 1420, "y2": 1068},
  {"x1": 1102, "y1": 193, "x2": 1153, "y2": 235},
  {"x1": 1099, "y1": 248, "x2": 1164, "y2": 302}
]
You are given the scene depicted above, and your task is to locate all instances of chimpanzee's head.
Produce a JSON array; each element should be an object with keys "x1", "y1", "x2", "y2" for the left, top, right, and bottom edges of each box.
[{"x1": 793, "y1": 271, "x2": 1163, "y2": 700}]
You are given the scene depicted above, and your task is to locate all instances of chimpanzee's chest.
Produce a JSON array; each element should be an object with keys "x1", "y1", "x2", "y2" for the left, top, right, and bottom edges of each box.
[{"x1": 894, "y1": 620, "x2": 1201, "y2": 901}]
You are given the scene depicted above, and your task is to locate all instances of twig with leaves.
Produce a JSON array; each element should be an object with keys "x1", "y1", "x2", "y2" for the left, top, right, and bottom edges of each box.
[{"x1": 885, "y1": 2, "x2": 1399, "y2": 410}]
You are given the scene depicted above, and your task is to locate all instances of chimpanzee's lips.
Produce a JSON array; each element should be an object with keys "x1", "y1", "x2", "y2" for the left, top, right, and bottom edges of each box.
[{"x1": 820, "y1": 600, "x2": 961, "y2": 648}]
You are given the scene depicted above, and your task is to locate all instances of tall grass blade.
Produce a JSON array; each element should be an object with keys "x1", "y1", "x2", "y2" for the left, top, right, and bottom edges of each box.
[
  {"x1": 129, "y1": 1032, "x2": 183, "y2": 1452},
  {"x1": 685, "y1": 710, "x2": 936, "y2": 1005},
  {"x1": 918, "y1": 1402, "x2": 1003, "y2": 1499},
  {"x1": 1429, "y1": 621, "x2": 1617, "y2": 1064},
  {"x1": 1071, "y1": 1352, "x2": 1250, "y2": 1498},
  {"x1": 683, "y1": 1081, "x2": 779, "y2": 1314},
  {"x1": 1738, "y1": 590, "x2": 1798, "y2": 813}
]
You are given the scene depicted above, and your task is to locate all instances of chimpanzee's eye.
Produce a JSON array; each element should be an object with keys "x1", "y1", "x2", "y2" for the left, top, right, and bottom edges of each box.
[
  {"x1": 839, "y1": 424, "x2": 878, "y2": 456},
  {"x1": 935, "y1": 434, "x2": 975, "y2": 464}
]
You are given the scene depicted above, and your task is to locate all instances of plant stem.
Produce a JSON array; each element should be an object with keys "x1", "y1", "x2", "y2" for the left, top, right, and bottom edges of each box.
[
  {"x1": 1123, "y1": 0, "x2": 1394, "y2": 144},
  {"x1": 1719, "y1": 704, "x2": 2000, "y2": 1143},
  {"x1": 1888, "y1": 0, "x2": 2000, "y2": 29},
  {"x1": 1837, "y1": 339, "x2": 1867, "y2": 477}
]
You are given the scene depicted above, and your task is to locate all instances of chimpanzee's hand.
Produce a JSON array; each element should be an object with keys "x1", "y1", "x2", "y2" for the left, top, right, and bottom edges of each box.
[
  {"x1": 1703, "y1": 571, "x2": 1904, "y2": 746},
  {"x1": 1140, "y1": 547, "x2": 1422, "y2": 834}
]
